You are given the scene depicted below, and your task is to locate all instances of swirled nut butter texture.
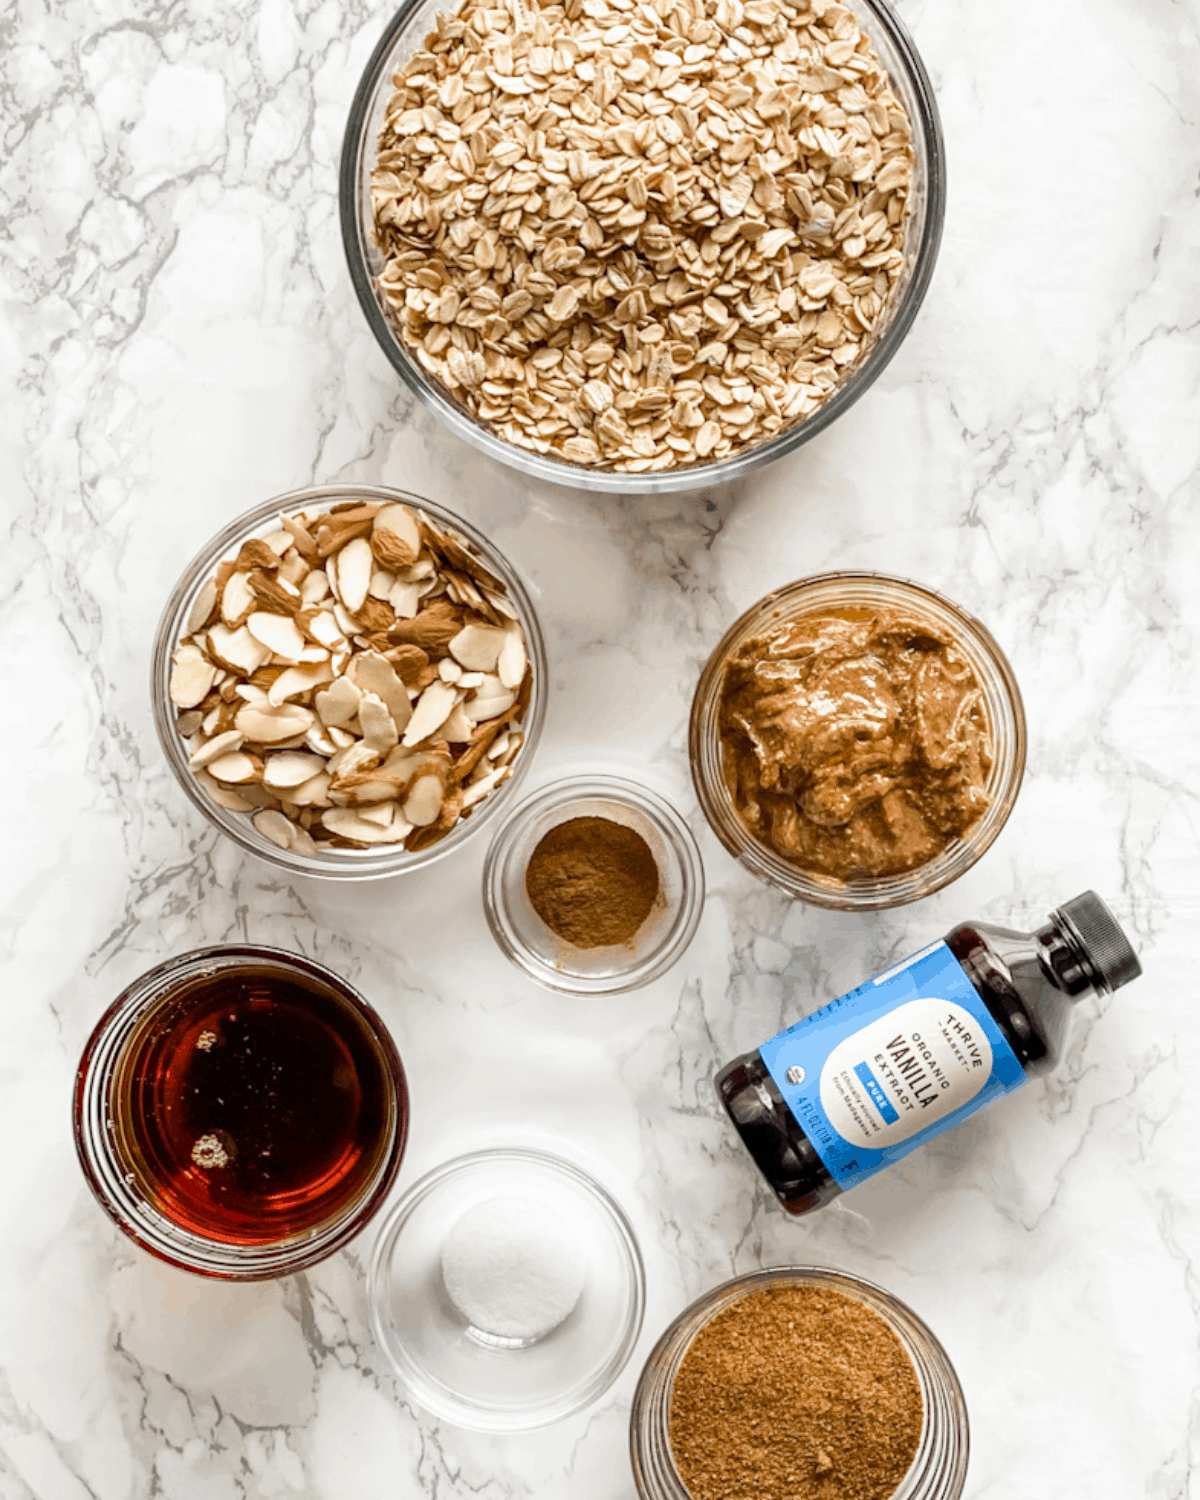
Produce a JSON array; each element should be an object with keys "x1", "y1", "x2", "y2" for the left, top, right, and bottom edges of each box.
[{"x1": 717, "y1": 608, "x2": 992, "y2": 880}]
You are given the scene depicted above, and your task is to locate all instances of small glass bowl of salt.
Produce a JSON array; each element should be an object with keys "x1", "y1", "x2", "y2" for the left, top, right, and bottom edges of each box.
[{"x1": 367, "y1": 1147, "x2": 645, "y2": 1431}]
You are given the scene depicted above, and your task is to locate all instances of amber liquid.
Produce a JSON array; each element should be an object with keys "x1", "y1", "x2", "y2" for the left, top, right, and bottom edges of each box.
[{"x1": 112, "y1": 962, "x2": 399, "y2": 1245}]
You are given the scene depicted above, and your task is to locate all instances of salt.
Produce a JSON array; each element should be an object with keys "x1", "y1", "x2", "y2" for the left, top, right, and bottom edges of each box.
[{"x1": 440, "y1": 1195, "x2": 586, "y2": 1344}]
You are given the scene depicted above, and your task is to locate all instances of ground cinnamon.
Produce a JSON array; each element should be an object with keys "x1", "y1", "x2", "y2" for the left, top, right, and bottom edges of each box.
[
  {"x1": 668, "y1": 1284, "x2": 923, "y2": 1500},
  {"x1": 524, "y1": 816, "x2": 659, "y2": 949}
]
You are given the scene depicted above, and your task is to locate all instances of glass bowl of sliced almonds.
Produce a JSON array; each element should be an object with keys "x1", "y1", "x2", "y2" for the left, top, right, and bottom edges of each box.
[{"x1": 153, "y1": 484, "x2": 546, "y2": 878}]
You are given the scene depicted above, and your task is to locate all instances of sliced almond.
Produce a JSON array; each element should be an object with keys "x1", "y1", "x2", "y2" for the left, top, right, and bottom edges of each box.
[
  {"x1": 245, "y1": 611, "x2": 308, "y2": 663},
  {"x1": 208, "y1": 752, "x2": 262, "y2": 784},
  {"x1": 305, "y1": 724, "x2": 337, "y2": 757},
  {"x1": 267, "y1": 662, "x2": 335, "y2": 706},
  {"x1": 371, "y1": 504, "x2": 422, "y2": 569},
  {"x1": 402, "y1": 679, "x2": 458, "y2": 747},
  {"x1": 328, "y1": 741, "x2": 381, "y2": 781},
  {"x1": 189, "y1": 729, "x2": 245, "y2": 771},
  {"x1": 343, "y1": 778, "x2": 402, "y2": 804},
  {"x1": 186, "y1": 580, "x2": 218, "y2": 635},
  {"x1": 277, "y1": 551, "x2": 310, "y2": 589},
  {"x1": 387, "y1": 644, "x2": 431, "y2": 685},
  {"x1": 207, "y1": 624, "x2": 271, "y2": 676},
  {"x1": 221, "y1": 571, "x2": 256, "y2": 626},
  {"x1": 170, "y1": 644, "x2": 217, "y2": 709},
  {"x1": 196, "y1": 769, "x2": 255, "y2": 813},
  {"x1": 497, "y1": 626, "x2": 527, "y2": 690},
  {"x1": 317, "y1": 516, "x2": 373, "y2": 559},
  {"x1": 462, "y1": 764, "x2": 511, "y2": 809},
  {"x1": 237, "y1": 537, "x2": 284, "y2": 571},
  {"x1": 280, "y1": 511, "x2": 319, "y2": 560},
  {"x1": 300, "y1": 569, "x2": 331, "y2": 606},
  {"x1": 358, "y1": 802, "x2": 398, "y2": 830},
  {"x1": 332, "y1": 602, "x2": 360, "y2": 638},
  {"x1": 290, "y1": 824, "x2": 319, "y2": 855},
  {"x1": 441, "y1": 704, "x2": 473, "y2": 743},
  {"x1": 249, "y1": 570, "x2": 302, "y2": 615},
  {"x1": 448, "y1": 623, "x2": 505, "y2": 672},
  {"x1": 315, "y1": 675, "x2": 362, "y2": 729},
  {"x1": 336, "y1": 536, "x2": 374, "y2": 615},
  {"x1": 388, "y1": 579, "x2": 424, "y2": 619},
  {"x1": 403, "y1": 773, "x2": 445, "y2": 827},
  {"x1": 463, "y1": 676, "x2": 516, "y2": 724},
  {"x1": 235, "y1": 702, "x2": 315, "y2": 744},
  {"x1": 388, "y1": 600, "x2": 464, "y2": 650},
  {"x1": 347, "y1": 652, "x2": 412, "y2": 732},
  {"x1": 321, "y1": 808, "x2": 405, "y2": 844},
  {"x1": 289, "y1": 770, "x2": 333, "y2": 807},
  {"x1": 263, "y1": 751, "x2": 328, "y2": 789},
  {"x1": 359, "y1": 691, "x2": 400, "y2": 755},
  {"x1": 300, "y1": 609, "x2": 345, "y2": 651},
  {"x1": 252, "y1": 808, "x2": 298, "y2": 850}
]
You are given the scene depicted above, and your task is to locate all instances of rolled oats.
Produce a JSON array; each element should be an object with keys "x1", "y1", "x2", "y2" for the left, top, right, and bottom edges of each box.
[
  {"x1": 169, "y1": 501, "x2": 533, "y2": 853},
  {"x1": 369, "y1": 0, "x2": 914, "y2": 473}
]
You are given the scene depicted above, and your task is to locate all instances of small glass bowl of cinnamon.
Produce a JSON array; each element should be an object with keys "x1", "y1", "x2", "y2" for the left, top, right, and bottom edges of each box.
[
  {"x1": 689, "y1": 572, "x2": 1026, "y2": 910},
  {"x1": 482, "y1": 775, "x2": 705, "y2": 995}
]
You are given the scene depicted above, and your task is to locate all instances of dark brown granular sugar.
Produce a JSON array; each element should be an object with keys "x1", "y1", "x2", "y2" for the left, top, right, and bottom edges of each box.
[{"x1": 668, "y1": 1284, "x2": 923, "y2": 1500}]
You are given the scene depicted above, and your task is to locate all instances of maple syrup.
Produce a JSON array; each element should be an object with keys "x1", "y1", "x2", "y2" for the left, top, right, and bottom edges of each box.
[{"x1": 105, "y1": 956, "x2": 406, "y2": 1247}]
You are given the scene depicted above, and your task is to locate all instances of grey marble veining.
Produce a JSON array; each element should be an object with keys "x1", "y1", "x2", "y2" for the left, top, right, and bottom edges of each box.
[{"x1": 3, "y1": 0, "x2": 1199, "y2": 1493}]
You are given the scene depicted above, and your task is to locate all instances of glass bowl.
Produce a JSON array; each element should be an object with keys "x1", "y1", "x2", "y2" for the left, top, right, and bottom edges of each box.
[
  {"x1": 339, "y1": 0, "x2": 945, "y2": 495},
  {"x1": 482, "y1": 775, "x2": 705, "y2": 994},
  {"x1": 368, "y1": 1147, "x2": 646, "y2": 1430},
  {"x1": 152, "y1": 483, "x2": 547, "y2": 879},
  {"x1": 73, "y1": 946, "x2": 409, "y2": 1281},
  {"x1": 630, "y1": 1266, "x2": 969, "y2": 1500},
  {"x1": 690, "y1": 572, "x2": 1026, "y2": 909}
]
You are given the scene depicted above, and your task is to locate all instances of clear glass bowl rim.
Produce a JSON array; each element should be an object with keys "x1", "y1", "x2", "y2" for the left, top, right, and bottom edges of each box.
[
  {"x1": 629, "y1": 1264, "x2": 970, "y2": 1500},
  {"x1": 151, "y1": 482, "x2": 548, "y2": 880},
  {"x1": 367, "y1": 1145, "x2": 648, "y2": 1431},
  {"x1": 689, "y1": 570, "x2": 1027, "y2": 909},
  {"x1": 338, "y1": 0, "x2": 947, "y2": 495},
  {"x1": 72, "y1": 944, "x2": 410, "y2": 1281},
  {"x1": 481, "y1": 773, "x2": 707, "y2": 995}
]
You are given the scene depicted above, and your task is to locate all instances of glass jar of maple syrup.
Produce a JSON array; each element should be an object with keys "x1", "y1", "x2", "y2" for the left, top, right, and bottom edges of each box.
[{"x1": 74, "y1": 946, "x2": 409, "y2": 1279}]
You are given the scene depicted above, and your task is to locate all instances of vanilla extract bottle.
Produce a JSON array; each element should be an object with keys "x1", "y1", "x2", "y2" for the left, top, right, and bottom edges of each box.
[{"x1": 716, "y1": 892, "x2": 1142, "y2": 1215}]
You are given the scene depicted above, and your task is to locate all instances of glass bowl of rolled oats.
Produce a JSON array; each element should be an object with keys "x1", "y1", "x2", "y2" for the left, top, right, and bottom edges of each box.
[
  {"x1": 153, "y1": 485, "x2": 546, "y2": 878},
  {"x1": 340, "y1": 0, "x2": 944, "y2": 492}
]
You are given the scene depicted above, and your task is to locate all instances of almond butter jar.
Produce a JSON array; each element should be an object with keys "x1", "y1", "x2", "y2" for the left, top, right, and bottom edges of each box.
[
  {"x1": 689, "y1": 574, "x2": 1026, "y2": 909},
  {"x1": 152, "y1": 484, "x2": 547, "y2": 879}
]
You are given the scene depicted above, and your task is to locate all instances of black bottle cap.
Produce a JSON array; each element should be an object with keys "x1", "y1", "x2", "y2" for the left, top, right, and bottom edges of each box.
[{"x1": 1055, "y1": 892, "x2": 1142, "y2": 993}]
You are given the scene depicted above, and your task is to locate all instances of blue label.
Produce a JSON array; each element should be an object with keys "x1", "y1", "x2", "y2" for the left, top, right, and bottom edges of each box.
[{"x1": 759, "y1": 941, "x2": 1027, "y2": 1191}]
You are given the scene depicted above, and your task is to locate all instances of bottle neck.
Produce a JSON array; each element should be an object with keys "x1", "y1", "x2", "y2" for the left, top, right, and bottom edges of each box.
[{"x1": 1036, "y1": 917, "x2": 1104, "y2": 999}]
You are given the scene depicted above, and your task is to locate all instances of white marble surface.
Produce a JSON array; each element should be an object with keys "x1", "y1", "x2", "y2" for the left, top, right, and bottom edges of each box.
[{"x1": 3, "y1": 0, "x2": 1199, "y2": 1492}]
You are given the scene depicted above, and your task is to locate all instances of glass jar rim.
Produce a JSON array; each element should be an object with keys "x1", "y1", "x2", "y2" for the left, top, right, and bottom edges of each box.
[
  {"x1": 151, "y1": 483, "x2": 547, "y2": 880},
  {"x1": 689, "y1": 571, "x2": 1027, "y2": 909},
  {"x1": 337, "y1": 0, "x2": 946, "y2": 494},
  {"x1": 629, "y1": 1264, "x2": 969, "y2": 1500},
  {"x1": 73, "y1": 944, "x2": 409, "y2": 1280}
]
